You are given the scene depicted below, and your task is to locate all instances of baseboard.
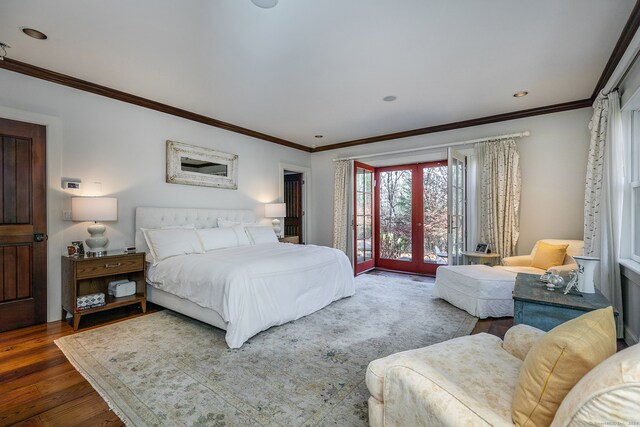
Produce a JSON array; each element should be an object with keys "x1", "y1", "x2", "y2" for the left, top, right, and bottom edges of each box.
[{"x1": 624, "y1": 325, "x2": 639, "y2": 346}]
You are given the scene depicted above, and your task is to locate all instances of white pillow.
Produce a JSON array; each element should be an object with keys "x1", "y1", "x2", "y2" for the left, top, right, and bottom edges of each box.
[
  {"x1": 197, "y1": 227, "x2": 242, "y2": 251},
  {"x1": 140, "y1": 224, "x2": 196, "y2": 264},
  {"x1": 231, "y1": 225, "x2": 251, "y2": 246},
  {"x1": 141, "y1": 225, "x2": 204, "y2": 264},
  {"x1": 245, "y1": 226, "x2": 279, "y2": 245}
]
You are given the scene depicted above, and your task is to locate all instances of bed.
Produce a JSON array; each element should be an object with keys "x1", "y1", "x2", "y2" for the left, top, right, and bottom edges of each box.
[{"x1": 135, "y1": 207, "x2": 354, "y2": 348}]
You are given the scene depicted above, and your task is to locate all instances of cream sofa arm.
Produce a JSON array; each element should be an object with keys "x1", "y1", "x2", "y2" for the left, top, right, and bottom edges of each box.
[
  {"x1": 501, "y1": 255, "x2": 533, "y2": 267},
  {"x1": 503, "y1": 324, "x2": 545, "y2": 361},
  {"x1": 383, "y1": 364, "x2": 511, "y2": 426}
]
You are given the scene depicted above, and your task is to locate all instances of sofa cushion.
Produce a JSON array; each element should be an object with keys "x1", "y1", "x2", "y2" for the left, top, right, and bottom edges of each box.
[
  {"x1": 512, "y1": 307, "x2": 616, "y2": 427},
  {"x1": 531, "y1": 241, "x2": 569, "y2": 270},
  {"x1": 551, "y1": 342, "x2": 640, "y2": 426},
  {"x1": 367, "y1": 333, "x2": 521, "y2": 421}
]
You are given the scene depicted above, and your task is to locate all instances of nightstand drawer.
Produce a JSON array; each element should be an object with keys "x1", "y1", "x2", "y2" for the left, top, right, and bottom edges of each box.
[{"x1": 75, "y1": 255, "x2": 144, "y2": 279}]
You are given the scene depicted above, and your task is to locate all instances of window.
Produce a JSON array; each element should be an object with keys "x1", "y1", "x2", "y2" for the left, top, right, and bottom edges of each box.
[{"x1": 631, "y1": 112, "x2": 640, "y2": 262}]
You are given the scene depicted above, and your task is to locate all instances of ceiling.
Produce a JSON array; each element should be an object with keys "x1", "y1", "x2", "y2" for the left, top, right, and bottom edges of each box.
[{"x1": 0, "y1": 0, "x2": 636, "y2": 148}]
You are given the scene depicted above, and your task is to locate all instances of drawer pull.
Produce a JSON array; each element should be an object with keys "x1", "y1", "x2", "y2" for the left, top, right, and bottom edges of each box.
[{"x1": 104, "y1": 263, "x2": 122, "y2": 268}]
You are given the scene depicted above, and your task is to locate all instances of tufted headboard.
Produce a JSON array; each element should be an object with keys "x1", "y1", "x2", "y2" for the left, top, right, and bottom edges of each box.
[{"x1": 135, "y1": 207, "x2": 256, "y2": 256}]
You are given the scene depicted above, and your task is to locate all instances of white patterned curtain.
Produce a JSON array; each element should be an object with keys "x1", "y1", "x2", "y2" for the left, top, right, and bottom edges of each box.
[
  {"x1": 332, "y1": 160, "x2": 352, "y2": 256},
  {"x1": 584, "y1": 96, "x2": 608, "y2": 254},
  {"x1": 476, "y1": 139, "x2": 521, "y2": 258},
  {"x1": 584, "y1": 92, "x2": 624, "y2": 336}
]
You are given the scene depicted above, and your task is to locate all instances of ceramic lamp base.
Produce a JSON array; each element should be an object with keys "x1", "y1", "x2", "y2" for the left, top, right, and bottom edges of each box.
[
  {"x1": 271, "y1": 218, "x2": 282, "y2": 236},
  {"x1": 86, "y1": 222, "x2": 109, "y2": 255}
]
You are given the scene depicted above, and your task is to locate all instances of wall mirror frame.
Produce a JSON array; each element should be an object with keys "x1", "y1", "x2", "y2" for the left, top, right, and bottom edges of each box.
[{"x1": 166, "y1": 140, "x2": 238, "y2": 189}]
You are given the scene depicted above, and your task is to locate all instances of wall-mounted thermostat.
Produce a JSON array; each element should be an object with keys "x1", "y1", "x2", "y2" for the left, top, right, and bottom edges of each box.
[{"x1": 62, "y1": 179, "x2": 81, "y2": 190}]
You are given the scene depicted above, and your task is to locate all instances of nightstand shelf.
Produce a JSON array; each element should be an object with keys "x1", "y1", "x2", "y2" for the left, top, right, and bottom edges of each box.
[{"x1": 62, "y1": 250, "x2": 146, "y2": 330}]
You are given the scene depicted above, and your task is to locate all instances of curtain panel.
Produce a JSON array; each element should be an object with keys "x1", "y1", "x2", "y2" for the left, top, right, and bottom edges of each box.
[
  {"x1": 584, "y1": 96, "x2": 608, "y2": 255},
  {"x1": 332, "y1": 160, "x2": 352, "y2": 256},
  {"x1": 585, "y1": 92, "x2": 625, "y2": 336},
  {"x1": 476, "y1": 139, "x2": 521, "y2": 259}
]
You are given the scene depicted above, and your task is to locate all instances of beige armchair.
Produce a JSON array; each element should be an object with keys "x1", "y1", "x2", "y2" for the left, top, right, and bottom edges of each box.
[
  {"x1": 498, "y1": 239, "x2": 583, "y2": 275},
  {"x1": 366, "y1": 324, "x2": 640, "y2": 426}
]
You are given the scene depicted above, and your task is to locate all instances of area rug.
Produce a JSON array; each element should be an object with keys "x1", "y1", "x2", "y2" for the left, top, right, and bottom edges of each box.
[{"x1": 55, "y1": 273, "x2": 477, "y2": 426}]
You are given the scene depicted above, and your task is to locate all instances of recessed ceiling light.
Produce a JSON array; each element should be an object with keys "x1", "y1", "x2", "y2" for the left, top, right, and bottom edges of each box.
[
  {"x1": 251, "y1": 0, "x2": 278, "y2": 8},
  {"x1": 21, "y1": 27, "x2": 47, "y2": 40},
  {"x1": 314, "y1": 135, "x2": 323, "y2": 138},
  {"x1": 383, "y1": 95, "x2": 397, "y2": 102},
  {"x1": 513, "y1": 91, "x2": 528, "y2": 98}
]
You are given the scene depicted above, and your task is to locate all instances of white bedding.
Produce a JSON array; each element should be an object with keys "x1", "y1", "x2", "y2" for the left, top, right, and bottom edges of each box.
[{"x1": 147, "y1": 243, "x2": 354, "y2": 348}]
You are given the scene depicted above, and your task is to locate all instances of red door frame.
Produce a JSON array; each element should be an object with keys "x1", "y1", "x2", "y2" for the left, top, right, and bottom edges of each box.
[
  {"x1": 354, "y1": 161, "x2": 375, "y2": 275},
  {"x1": 374, "y1": 160, "x2": 447, "y2": 275}
]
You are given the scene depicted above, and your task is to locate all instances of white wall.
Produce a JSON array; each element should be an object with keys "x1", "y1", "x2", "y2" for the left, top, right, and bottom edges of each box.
[
  {"x1": 310, "y1": 108, "x2": 592, "y2": 255},
  {"x1": 0, "y1": 70, "x2": 311, "y2": 322}
]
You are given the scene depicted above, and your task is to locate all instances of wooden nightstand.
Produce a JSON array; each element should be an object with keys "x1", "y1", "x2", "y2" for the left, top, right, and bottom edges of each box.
[
  {"x1": 62, "y1": 251, "x2": 146, "y2": 330},
  {"x1": 279, "y1": 235, "x2": 300, "y2": 244}
]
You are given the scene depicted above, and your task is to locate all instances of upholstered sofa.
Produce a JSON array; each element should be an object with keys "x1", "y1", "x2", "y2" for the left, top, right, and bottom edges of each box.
[
  {"x1": 498, "y1": 239, "x2": 583, "y2": 275},
  {"x1": 366, "y1": 324, "x2": 640, "y2": 426}
]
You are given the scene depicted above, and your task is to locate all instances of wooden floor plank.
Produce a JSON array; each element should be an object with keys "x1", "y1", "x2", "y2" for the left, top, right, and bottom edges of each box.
[
  {"x1": 0, "y1": 363, "x2": 74, "y2": 396},
  {"x1": 0, "y1": 385, "x2": 41, "y2": 410},
  {"x1": 0, "y1": 381, "x2": 96, "y2": 426},
  {"x1": 36, "y1": 393, "x2": 117, "y2": 427}
]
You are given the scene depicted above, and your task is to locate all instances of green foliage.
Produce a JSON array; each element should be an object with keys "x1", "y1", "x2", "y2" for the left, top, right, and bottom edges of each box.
[{"x1": 379, "y1": 166, "x2": 448, "y2": 262}]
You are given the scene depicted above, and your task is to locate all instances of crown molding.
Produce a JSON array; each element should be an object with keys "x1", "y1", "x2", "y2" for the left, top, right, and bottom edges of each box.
[
  {"x1": 0, "y1": 58, "x2": 312, "y2": 153},
  {"x1": 1, "y1": 1, "x2": 637, "y2": 154},
  {"x1": 311, "y1": 99, "x2": 592, "y2": 152},
  {"x1": 591, "y1": 0, "x2": 640, "y2": 99}
]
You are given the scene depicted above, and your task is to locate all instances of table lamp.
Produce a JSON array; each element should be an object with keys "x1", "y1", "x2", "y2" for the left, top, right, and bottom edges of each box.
[
  {"x1": 71, "y1": 197, "x2": 118, "y2": 255},
  {"x1": 264, "y1": 203, "x2": 286, "y2": 235}
]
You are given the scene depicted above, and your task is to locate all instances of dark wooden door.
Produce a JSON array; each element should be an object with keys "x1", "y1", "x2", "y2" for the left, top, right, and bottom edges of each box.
[
  {"x1": 284, "y1": 173, "x2": 303, "y2": 243},
  {"x1": 0, "y1": 118, "x2": 47, "y2": 332}
]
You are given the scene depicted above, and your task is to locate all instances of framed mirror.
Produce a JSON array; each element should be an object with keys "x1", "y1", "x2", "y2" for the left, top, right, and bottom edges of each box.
[{"x1": 166, "y1": 140, "x2": 238, "y2": 189}]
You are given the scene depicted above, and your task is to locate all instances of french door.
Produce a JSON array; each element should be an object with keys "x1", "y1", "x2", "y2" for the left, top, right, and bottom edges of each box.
[
  {"x1": 447, "y1": 148, "x2": 467, "y2": 265},
  {"x1": 354, "y1": 162, "x2": 375, "y2": 274},
  {"x1": 374, "y1": 161, "x2": 448, "y2": 275}
]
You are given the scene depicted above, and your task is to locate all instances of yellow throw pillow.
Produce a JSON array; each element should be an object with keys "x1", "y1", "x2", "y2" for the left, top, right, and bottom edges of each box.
[
  {"x1": 531, "y1": 242, "x2": 569, "y2": 270},
  {"x1": 511, "y1": 307, "x2": 616, "y2": 427}
]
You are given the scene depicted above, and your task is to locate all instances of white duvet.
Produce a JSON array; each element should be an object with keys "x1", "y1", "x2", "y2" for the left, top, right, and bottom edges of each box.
[{"x1": 147, "y1": 243, "x2": 354, "y2": 348}]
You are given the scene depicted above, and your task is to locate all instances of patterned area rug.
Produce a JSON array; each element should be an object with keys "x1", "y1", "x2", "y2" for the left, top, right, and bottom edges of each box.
[{"x1": 55, "y1": 273, "x2": 477, "y2": 426}]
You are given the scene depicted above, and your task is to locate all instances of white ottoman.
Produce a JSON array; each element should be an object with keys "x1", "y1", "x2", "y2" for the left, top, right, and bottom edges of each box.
[{"x1": 433, "y1": 265, "x2": 517, "y2": 318}]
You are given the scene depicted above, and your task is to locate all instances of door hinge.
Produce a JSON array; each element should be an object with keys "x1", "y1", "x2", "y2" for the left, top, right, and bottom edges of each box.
[{"x1": 302, "y1": 180, "x2": 305, "y2": 185}]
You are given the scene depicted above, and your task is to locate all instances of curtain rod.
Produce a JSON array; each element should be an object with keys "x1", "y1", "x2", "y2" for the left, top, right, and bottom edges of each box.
[{"x1": 332, "y1": 130, "x2": 531, "y2": 162}]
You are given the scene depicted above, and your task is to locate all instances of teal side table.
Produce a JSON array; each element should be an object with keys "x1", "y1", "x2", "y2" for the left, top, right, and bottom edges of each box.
[{"x1": 513, "y1": 273, "x2": 618, "y2": 332}]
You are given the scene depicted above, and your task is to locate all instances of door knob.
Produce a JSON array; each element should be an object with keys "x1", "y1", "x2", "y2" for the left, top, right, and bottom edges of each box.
[{"x1": 34, "y1": 233, "x2": 46, "y2": 242}]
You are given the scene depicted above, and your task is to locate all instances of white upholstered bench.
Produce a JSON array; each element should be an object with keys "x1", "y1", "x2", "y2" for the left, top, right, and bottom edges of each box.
[{"x1": 433, "y1": 265, "x2": 517, "y2": 318}]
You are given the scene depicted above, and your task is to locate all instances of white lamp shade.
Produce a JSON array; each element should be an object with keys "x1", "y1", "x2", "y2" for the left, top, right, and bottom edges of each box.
[
  {"x1": 72, "y1": 197, "x2": 118, "y2": 222},
  {"x1": 264, "y1": 203, "x2": 286, "y2": 218}
]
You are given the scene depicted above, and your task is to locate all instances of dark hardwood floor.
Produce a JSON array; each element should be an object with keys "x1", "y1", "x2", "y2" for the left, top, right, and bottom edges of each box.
[
  {"x1": 0, "y1": 303, "x2": 162, "y2": 427},
  {"x1": 0, "y1": 269, "x2": 626, "y2": 425}
]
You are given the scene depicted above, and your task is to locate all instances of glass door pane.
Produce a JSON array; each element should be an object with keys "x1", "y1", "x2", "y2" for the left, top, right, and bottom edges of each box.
[
  {"x1": 354, "y1": 162, "x2": 375, "y2": 274},
  {"x1": 378, "y1": 169, "x2": 413, "y2": 261},
  {"x1": 447, "y1": 148, "x2": 466, "y2": 266},
  {"x1": 422, "y1": 164, "x2": 448, "y2": 265}
]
